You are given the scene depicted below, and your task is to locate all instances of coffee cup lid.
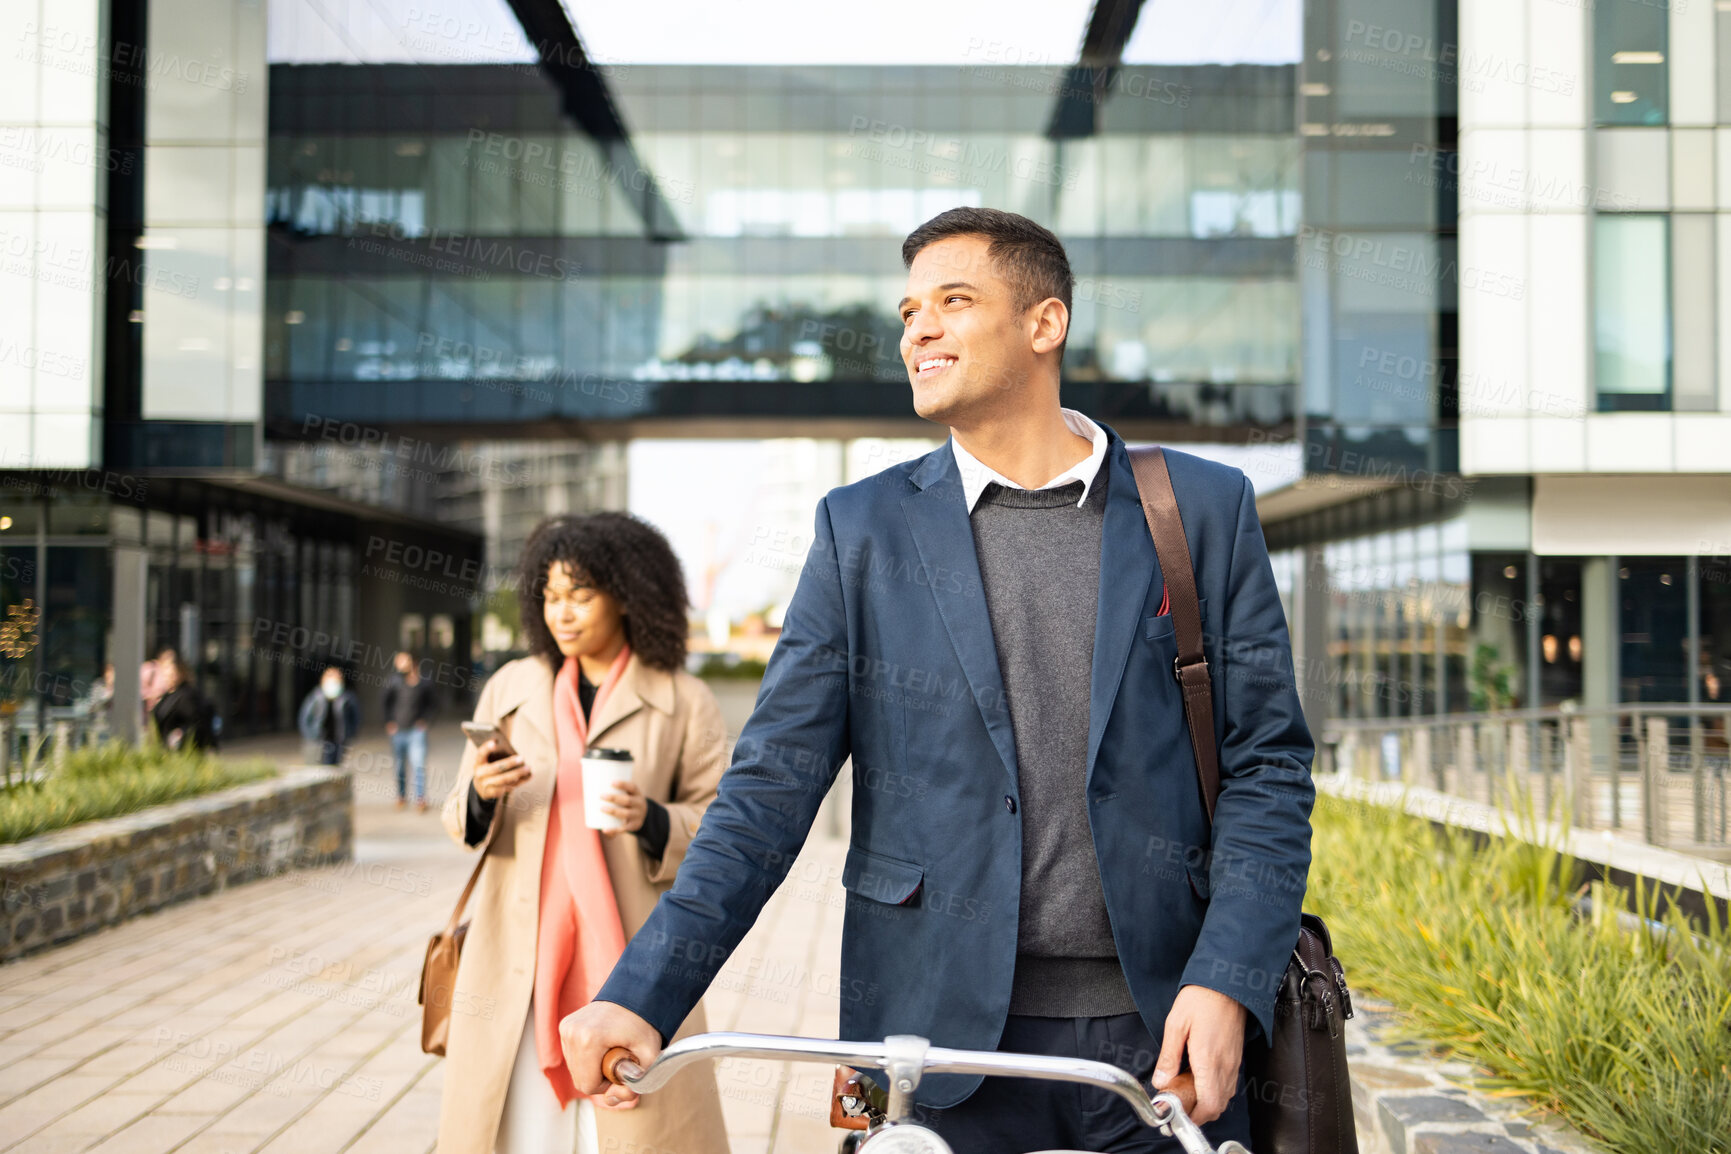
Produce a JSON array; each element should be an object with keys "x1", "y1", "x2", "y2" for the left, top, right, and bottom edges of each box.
[{"x1": 583, "y1": 747, "x2": 632, "y2": 761}]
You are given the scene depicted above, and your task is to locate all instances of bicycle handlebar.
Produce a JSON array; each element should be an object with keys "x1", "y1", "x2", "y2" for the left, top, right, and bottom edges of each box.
[{"x1": 601, "y1": 1031, "x2": 1207, "y2": 1137}]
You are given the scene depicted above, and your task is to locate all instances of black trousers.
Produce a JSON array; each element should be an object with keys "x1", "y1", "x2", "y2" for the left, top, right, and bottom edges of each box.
[{"x1": 911, "y1": 1013, "x2": 1251, "y2": 1154}]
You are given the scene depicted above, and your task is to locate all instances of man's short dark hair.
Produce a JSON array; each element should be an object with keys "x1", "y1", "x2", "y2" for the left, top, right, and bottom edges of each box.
[{"x1": 901, "y1": 207, "x2": 1074, "y2": 317}]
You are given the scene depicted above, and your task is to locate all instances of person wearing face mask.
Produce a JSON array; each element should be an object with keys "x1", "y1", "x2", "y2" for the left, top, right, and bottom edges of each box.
[
  {"x1": 433, "y1": 513, "x2": 730, "y2": 1154},
  {"x1": 298, "y1": 665, "x2": 361, "y2": 766}
]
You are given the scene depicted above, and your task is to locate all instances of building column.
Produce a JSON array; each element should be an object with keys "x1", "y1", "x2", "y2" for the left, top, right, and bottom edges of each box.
[
  {"x1": 1297, "y1": 542, "x2": 1332, "y2": 738},
  {"x1": 1580, "y1": 555, "x2": 1620, "y2": 791},
  {"x1": 110, "y1": 546, "x2": 149, "y2": 743},
  {"x1": 1525, "y1": 552, "x2": 1542, "y2": 710},
  {"x1": 1580, "y1": 555, "x2": 1619, "y2": 709}
]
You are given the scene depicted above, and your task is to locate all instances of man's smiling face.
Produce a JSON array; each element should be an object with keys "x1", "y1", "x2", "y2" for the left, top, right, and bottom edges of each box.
[{"x1": 898, "y1": 233, "x2": 1039, "y2": 427}]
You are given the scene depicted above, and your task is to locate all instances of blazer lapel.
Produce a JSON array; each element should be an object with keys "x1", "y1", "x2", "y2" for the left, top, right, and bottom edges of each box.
[
  {"x1": 1087, "y1": 433, "x2": 1160, "y2": 783},
  {"x1": 900, "y1": 444, "x2": 1019, "y2": 788}
]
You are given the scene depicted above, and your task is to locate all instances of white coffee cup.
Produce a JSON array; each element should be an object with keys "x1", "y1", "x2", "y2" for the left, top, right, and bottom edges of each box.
[{"x1": 581, "y1": 748, "x2": 635, "y2": 830}]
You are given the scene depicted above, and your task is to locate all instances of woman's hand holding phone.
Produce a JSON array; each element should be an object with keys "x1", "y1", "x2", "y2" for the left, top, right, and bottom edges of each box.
[{"x1": 470, "y1": 733, "x2": 530, "y2": 800}]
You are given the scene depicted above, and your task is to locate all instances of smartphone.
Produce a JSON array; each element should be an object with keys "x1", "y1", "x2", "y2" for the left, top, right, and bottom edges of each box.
[{"x1": 460, "y1": 721, "x2": 517, "y2": 759}]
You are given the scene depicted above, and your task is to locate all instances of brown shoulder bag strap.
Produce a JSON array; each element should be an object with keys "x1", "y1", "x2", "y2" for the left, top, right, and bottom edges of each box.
[
  {"x1": 1127, "y1": 445, "x2": 1222, "y2": 824},
  {"x1": 444, "y1": 805, "x2": 502, "y2": 936}
]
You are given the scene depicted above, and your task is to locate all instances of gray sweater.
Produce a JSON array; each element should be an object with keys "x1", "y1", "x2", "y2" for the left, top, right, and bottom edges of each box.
[{"x1": 969, "y1": 472, "x2": 1138, "y2": 1018}]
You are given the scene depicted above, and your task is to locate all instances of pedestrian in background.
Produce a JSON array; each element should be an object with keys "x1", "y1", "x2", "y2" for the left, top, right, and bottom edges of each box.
[
  {"x1": 434, "y1": 512, "x2": 731, "y2": 1154},
  {"x1": 85, "y1": 662, "x2": 115, "y2": 738},
  {"x1": 150, "y1": 656, "x2": 216, "y2": 751},
  {"x1": 384, "y1": 650, "x2": 437, "y2": 811},
  {"x1": 140, "y1": 645, "x2": 177, "y2": 722},
  {"x1": 298, "y1": 665, "x2": 360, "y2": 766}
]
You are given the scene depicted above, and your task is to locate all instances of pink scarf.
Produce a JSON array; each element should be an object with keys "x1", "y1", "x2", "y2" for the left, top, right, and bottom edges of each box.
[{"x1": 533, "y1": 645, "x2": 632, "y2": 1106}]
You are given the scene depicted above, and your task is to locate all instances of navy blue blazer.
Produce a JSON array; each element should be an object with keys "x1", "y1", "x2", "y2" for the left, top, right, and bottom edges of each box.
[{"x1": 597, "y1": 424, "x2": 1315, "y2": 1108}]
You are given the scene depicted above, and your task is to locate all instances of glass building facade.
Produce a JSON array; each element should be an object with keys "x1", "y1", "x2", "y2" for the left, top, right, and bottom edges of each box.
[
  {"x1": 0, "y1": 475, "x2": 481, "y2": 739},
  {"x1": 1269, "y1": 524, "x2": 1731, "y2": 720},
  {"x1": 262, "y1": 62, "x2": 1300, "y2": 435},
  {"x1": 1296, "y1": 0, "x2": 1459, "y2": 476},
  {"x1": 9, "y1": 0, "x2": 1729, "y2": 746}
]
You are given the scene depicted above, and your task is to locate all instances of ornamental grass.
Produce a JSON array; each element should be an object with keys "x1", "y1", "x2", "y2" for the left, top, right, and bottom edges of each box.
[
  {"x1": 0, "y1": 740, "x2": 274, "y2": 845},
  {"x1": 1307, "y1": 789, "x2": 1731, "y2": 1154}
]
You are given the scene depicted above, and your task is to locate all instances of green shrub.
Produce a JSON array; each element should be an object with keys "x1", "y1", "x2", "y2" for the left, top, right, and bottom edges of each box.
[
  {"x1": 0, "y1": 741, "x2": 275, "y2": 845},
  {"x1": 1308, "y1": 790, "x2": 1731, "y2": 1154},
  {"x1": 693, "y1": 654, "x2": 769, "y2": 680}
]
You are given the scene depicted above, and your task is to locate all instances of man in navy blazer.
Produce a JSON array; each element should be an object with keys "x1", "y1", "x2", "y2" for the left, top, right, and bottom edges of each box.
[{"x1": 562, "y1": 208, "x2": 1314, "y2": 1152}]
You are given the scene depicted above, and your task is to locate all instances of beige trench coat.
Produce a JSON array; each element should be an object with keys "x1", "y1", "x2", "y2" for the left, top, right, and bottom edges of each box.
[{"x1": 434, "y1": 654, "x2": 733, "y2": 1154}]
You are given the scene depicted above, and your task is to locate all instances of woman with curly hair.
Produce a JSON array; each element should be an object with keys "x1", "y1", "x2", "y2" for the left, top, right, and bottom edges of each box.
[{"x1": 435, "y1": 513, "x2": 732, "y2": 1154}]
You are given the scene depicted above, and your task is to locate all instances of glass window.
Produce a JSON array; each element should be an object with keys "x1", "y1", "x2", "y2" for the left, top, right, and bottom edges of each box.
[
  {"x1": 1336, "y1": 0, "x2": 1442, "y2": 120},
  {"x1": 428, "y1": 137, "x2": 473, "y2": 233},
  {"x1": 47, "y1": 492, "x2": 108, "y2": 536},
  {"x1": 637, "y1": 132, "x2": 699, "y2": 235},
  {"x1": 1141, "y1": 137, "x2": 1191, "y2": 235},
  {"x1": 517, "y1": 135, "x2": 559, "y2": 234},
  {"x1": 558, "y1": 135, "x2": 609, "y2": 235},
  {"x1": 1189, "y1": 136, "x2": 1301, "y2": 239},
  {"x1": 470, "y1": 136, "x2": 519, "y2": 234},
  {"x1": 1102, "y1": 137, "x2": 1142, "y2": 236},
  {"x1": 8, "y1": 546, "x2": 110, "y2": 710},
  {"x1": 1594, "y1": 215, "x2": 1671, "y2": 410},
  {"x1": 1325, "y1": 541, "x2": 1353, "y2": 718},
  {"x1": 1595, "y1": 0, "x2": 1669, "y2": 125},
  {"x1": 1270, "y1": 546, "x2": 1297, "y2": 632},
  {"x1": 1701, "y1": 556, "x2": 1731, "y2": 705},
  {"x1": 1052, "y1": 138, "x2": 1102, "y2": 236},
  {"x1": 1325, "y1": 152, "x2": 1435, "y2": 230},
  {"x1": 1620, "y1": 559, "x2": 1688, "y2": 702},
  {"x1": 1471, "y1": 554, "x2": 1529, "y2": 711},
  {"x1": 1087, "y1": 277, "x2": 1298, "y2": 387},
  {"x1": 1539, "y1": 558, "x2": 1584, "y2": 707},
  {"x1": 604, "y1": 144, "x2": 651, "y2": 236}
]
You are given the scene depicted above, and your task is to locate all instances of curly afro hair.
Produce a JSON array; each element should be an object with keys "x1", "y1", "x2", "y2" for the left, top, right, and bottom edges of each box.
[{"x1": 517, "y1": 512, "x2": 690, "y2": 673}]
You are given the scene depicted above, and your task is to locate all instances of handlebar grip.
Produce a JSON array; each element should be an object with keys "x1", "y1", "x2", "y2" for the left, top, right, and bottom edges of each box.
[
  {"x1": 1163, "y1": 1070, "x2": 1198, "y2": 1115},
  {"x1": 601, "y1": 1047, "x2": 642, "y2": 1086}
]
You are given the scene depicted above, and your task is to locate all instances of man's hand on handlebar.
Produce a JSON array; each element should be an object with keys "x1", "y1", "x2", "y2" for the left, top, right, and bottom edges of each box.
[
  {"x1": 1153, "y1": 984, "x2": 1247, "y2": 1126},
  {"x1": 560, "y1": 1000, "x2": 662, "y2": 1108}
]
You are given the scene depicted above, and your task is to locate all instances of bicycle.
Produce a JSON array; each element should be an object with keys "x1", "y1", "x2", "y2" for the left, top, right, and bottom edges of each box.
[{"x1": 602, "y1": 1030, "x2": 1254, "y2": 1154}]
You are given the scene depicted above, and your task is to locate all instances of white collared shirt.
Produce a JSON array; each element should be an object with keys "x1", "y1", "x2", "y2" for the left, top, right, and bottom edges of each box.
[{"x1": 950, "y1": 408, "x2": 1109, "y2": 515}]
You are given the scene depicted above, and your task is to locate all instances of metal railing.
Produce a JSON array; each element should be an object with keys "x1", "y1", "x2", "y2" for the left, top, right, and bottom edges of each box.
[
  {"x1": 0, "y1": 703, "x2": 111, "y2": 783},
  {"x1": 1320, "y1": 705, "x2": 1731, "y2": 858}
]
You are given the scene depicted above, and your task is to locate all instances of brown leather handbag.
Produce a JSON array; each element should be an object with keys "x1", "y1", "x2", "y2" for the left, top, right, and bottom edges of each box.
[
  {"x1": 1128, "y1": 446, "x2": 1359, "y2": 1154},
  {"x1": 417, "y1": 770, "x2": 505, "y2": 1056}
]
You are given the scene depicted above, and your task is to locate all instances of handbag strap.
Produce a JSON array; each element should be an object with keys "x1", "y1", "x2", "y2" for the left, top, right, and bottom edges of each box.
[
  {"x1": 443, "y1": 715, "x2": 511, "y2": 935},
  {"x1": 1127, "y1": 445, "x2": 1221, "y2": 825}
]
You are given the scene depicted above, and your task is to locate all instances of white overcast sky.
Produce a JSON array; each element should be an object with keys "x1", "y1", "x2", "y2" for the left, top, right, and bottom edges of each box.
[{"x1": 270, "y1": 0, "x2": 1301, "y2": 65}]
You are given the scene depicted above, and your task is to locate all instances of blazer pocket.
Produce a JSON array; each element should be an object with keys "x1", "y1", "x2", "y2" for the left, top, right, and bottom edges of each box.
[
  {"x1": 1142, "y1": 597, "x2": 1207, "y2": 641},
  {"x1": 841, "y1": 844, "x2": 924, "y2": 906}
]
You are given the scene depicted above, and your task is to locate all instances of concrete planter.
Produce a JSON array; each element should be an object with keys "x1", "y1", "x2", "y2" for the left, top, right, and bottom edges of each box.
[{"x1": 0, "y1": 767, "x2": 352, "y2": 961}]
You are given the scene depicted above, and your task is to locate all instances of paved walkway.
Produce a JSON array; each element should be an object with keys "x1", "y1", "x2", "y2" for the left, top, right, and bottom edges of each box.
[{"x1": 0, "y1": 708, "x2": 850, "y2": 1154}]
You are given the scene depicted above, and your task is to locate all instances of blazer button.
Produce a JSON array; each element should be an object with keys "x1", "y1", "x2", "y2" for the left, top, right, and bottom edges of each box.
[{"x1": 1004, "y1": 795, "x2": 1017, "y2": 814}]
